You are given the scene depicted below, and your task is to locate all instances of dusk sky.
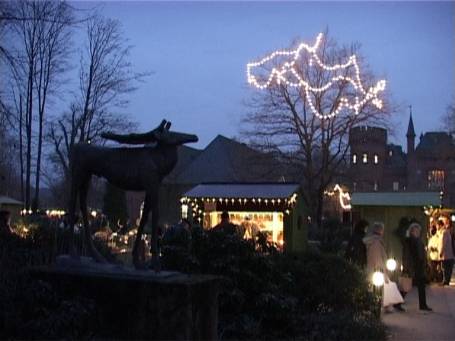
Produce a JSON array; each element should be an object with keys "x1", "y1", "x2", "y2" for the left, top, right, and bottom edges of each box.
[{"x1": 76, "y1": 1, "x2": 454, "y2": 149}]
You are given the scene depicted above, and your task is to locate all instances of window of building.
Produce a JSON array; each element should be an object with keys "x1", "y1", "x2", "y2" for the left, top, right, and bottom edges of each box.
[
  {"x1": 374, "y1": 182, "x2": 378, "y2": 191},
  {"x1": 374, "y1": 154, "x2": 379, "y2": 164},
  {"x1": 393, "y1": 182, "x2": 399, "y2": 191},
  {"x1": 428, "y1": 170, "x2": 445, "y2": 190},
  {"x1": 362, "y1": 153, "x2": 368, "y2": 164},
  {"x1": 389, "y1": 150, "x2": 393, "y2": 157},
  {"x1": 352, "y1": 154, "x2": 357, "y2": 164}
]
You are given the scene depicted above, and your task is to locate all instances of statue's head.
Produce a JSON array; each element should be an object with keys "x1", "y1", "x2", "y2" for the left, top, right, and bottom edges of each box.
[
  {"x1": 153, "y1": 120, "x2": 198, "y2": 146},
  {"x1": 101, "y1": 119, "x2": 198, "y2": 146}
]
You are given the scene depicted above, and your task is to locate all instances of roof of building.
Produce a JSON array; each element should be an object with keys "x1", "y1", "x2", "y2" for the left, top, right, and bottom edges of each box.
[
  {"x1": 171, "y1": 135, "x2": 283, "y2": 184},
  {"x1": 0, "y1": 195, "x2": 23, "y2": 206},
  {"x1": 184, "y1": 183, "x2": 300, "y2": 199},
  {"x1": 416, "y1": 132, "x2": 454, "y2": 151},
  {"x1": 351, "y1": 191, "x2": 441, "y2": 207},
  {"x1": 164, "y1": 145, "x2": 202, "y2": 183}
]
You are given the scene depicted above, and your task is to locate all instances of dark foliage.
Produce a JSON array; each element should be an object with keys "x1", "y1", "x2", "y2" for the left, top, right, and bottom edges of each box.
[
  {"x1": 315, "y1": 217, "x2": 351, "y2": 254},
  {"x1": 161, "y1": 227, "x2": 385, "y2": 340},
  {"x1": 0, "y1": 219, "x2": 119, "y2": 339}
]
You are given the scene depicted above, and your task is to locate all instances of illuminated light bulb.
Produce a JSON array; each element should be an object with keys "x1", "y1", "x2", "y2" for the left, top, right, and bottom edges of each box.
[
  {"x1": 246, "y1": 33, "x2": 386, "y2": 120},
  {"x1": 386, "y1": 259, "x2": 397, "y2": 272},
  {"x1": 372, "y1": 271, "x2": 385, "y2": 287}
]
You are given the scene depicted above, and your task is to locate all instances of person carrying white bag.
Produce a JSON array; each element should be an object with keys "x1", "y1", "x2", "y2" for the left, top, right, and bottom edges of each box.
[{"x1": 363, "y1": 222, "x2": 404, "y2": 312}]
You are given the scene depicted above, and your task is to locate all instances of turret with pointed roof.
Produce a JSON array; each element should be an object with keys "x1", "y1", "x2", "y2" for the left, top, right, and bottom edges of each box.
[{"x1": 407, "y1": 105, "x2": 416, "y2": 155}]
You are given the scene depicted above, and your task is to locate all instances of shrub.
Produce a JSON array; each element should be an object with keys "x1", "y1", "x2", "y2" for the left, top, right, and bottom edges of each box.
[
  {"x1": 0, "y1": 221, "x2": 101, "y2": 339},
  {"x1": 318, "y1": 218, "x2": 351, "y2": 254},
  {"x1": 162, "y1": 227, "x2": 385, "y2": 340}
]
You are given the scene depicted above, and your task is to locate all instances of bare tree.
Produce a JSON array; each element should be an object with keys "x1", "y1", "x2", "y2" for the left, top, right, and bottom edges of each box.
[
  {"x1": 47, "y1": 13, "x2": 145, "y2": 202},
  {"x1": 443, "y1": 103, "x2": 455, "y2": 134},
  {"x1": 32, "y1": 1, "x2": 73, "y2": 210},
  {"x1": 5, "y1": 0, "x2": 74, "y2": 209},
  {"x1": 76, "y1": 14, "x2": 148, "y2": 143},
  {"x1": 48, "y1": 103, "x2": 133, "y2": 182},
  {"x1": 243, "y1": 32, "x2": 393, "y2": 228}
]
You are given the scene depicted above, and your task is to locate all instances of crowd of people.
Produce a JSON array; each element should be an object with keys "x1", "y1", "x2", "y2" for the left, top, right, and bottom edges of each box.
[
  {"x1": 428, "y1": 218, "x2": 454, "y2": 286},
  {"x1": 346, "y1": 216, "x2": 455, "y2": 314}
]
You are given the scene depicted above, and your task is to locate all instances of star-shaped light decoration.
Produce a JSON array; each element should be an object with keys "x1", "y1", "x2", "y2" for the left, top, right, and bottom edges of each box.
[{"x1": 246, "y1": 33, "x2": 386, "y2": 119}]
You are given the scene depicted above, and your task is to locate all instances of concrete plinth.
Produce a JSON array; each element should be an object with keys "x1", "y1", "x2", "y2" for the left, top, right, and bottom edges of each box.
[{"x1": 31, "y1": 256, "x2": 221, "y2": 340}]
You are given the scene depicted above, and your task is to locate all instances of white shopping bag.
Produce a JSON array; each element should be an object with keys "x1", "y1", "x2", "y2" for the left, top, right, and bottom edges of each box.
[{"x1": 383, "y1": 281, "x2": 404, "y2": 307}]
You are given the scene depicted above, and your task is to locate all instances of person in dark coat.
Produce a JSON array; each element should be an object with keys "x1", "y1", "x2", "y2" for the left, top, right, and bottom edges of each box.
[
  {"x1": 212, "y1": 211, "x2": 238, "y2": 235},
  {"x1": 345, "y1": 219, "x2": 368, "y2": 268},
  {"x1": 406, "y1": 222, "x2": 432, "y2": 311}
]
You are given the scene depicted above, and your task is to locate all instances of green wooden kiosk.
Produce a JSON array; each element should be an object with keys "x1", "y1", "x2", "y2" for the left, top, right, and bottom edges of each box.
[
  {"x1": 181, "y1": 183, "x2": 307, "y2": 252},
  {"x1": 351, "y1": 191, "x2": 441, "y2": 262}
]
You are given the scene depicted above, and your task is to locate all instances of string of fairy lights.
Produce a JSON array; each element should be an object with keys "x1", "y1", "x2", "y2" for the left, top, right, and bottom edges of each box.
[
  {"x1": 180, "y1": 193, "x2": 299, "y2": 219},
  {"x1": 324, "y1": 184, "x2": 352, "y2": 210},
  {"x1": 246, "y1": 33, "x2": 386, "y2": 119}
]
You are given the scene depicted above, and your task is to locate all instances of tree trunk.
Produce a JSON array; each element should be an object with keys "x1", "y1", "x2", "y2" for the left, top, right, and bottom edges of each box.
[
  {"x1": 19, "y1": 95, "x2": 24, "y2": 202},
  {"x1": 25, "y1": 69, "x2": 33, "y2": 210},
  {"x1": 33, "y1": 114, "x2": 43, "y2": 210}
]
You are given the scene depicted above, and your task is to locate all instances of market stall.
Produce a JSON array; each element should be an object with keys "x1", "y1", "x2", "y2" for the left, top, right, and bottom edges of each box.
[{"x1": 181, "y1": 183, "x2": 307, "y2": 252}]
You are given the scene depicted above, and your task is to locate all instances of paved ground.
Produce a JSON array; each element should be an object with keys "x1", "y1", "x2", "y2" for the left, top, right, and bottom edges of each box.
[{"x1": 383, "y1": 283, "x2": 455, "y2": 340}]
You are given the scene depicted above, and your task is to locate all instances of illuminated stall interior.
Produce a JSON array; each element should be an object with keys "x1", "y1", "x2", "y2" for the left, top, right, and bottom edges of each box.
[
  {"x1": 181, "y1": 183, "x2": 306, "y2": 252},
  {"x1": 425, "y1": 206, "x2": 455, "y2": 233}
]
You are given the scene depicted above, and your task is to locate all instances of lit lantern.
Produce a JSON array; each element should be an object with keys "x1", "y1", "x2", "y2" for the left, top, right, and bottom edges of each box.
[
  {"x1": 386, "y1": 259, "x2": 397, "y2": 272},
  {"x1": 372, "y1": 271, "x2": 385, "y2": 287}
]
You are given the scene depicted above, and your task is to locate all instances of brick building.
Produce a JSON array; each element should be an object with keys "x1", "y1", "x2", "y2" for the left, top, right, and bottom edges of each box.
[{"x1": 348, "y1": 114, "x2": 455, "y2": 207}]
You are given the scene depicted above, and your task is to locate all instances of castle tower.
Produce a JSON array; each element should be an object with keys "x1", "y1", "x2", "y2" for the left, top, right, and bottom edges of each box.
[
  {"x1": 348, "y1": 126, "x2": 387, "y2": 191},
  {"x1": 406, "y1": 105, "x2": 416, "y2": 155}
]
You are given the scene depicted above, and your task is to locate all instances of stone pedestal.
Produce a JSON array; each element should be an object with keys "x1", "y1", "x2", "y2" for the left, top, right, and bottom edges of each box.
[{"x1": 31, "y1": 256, "x2": 221, "y2": 340}]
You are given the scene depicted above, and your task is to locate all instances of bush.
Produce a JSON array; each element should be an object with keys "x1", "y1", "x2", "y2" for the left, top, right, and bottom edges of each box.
[
  {"x1": 161, "y1": 227, "x2": 385, "y2": 340},
  {"x1": 0, "y1": 221, "x2": 102, "y2": 339},
  {"x1": 318, "y1": 218, "x2": 351, "y2": 254}
]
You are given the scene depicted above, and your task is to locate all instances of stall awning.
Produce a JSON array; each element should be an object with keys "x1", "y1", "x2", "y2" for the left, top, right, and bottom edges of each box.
[
  {"x1": 184, "y1": 183, "x2": 299, "y2": 199},
  {"x1": 0, "y1": 195, "x2": 23, "y2": 206},
  {"x1": 351, "y1": 192, "x2": 440, "y2": 207}
]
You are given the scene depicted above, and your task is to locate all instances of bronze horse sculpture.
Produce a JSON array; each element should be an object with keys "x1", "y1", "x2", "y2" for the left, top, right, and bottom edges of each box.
[{"x1": 68, "y1": 119, "x2": 198, "y2": 270}]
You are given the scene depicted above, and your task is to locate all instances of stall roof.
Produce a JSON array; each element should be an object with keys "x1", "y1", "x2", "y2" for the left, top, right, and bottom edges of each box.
[
  {"x1": 184, "y1": 183, "x2": 300, "y2": 199},
  {"x1": 0, "y1": 195, "x2": 23, "y2": 206},
  {"x1": 351, "y1": 192, "x2": 440, "y2": 207}
]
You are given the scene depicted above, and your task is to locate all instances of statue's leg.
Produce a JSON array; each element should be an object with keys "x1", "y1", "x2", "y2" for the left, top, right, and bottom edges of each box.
[
  {"x1": 132, "y1": 193, "x2": 151, "y2": 269},
  {"x1": 149, "y1": 190, "x2": 161, "y2": 272},
  {"x1": 68, "y1": 175, "x2": 78, "y2": 258},
  {"x1": 80, "y1": 177, "x2": 107, "y2": 263}
]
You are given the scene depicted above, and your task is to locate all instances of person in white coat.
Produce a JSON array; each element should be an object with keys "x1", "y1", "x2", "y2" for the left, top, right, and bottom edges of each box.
[{"x1": 439, "y1": 220, "x2": 454, "y2": 286}]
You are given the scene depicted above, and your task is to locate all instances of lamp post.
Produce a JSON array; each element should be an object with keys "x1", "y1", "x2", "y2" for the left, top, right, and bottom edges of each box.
[
  {"x1": 372, "y1": 271, "x2": 384, "y2": 317},
  {"x1": 386, "y1": 258, "x2": 397, "y2": 272}
]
